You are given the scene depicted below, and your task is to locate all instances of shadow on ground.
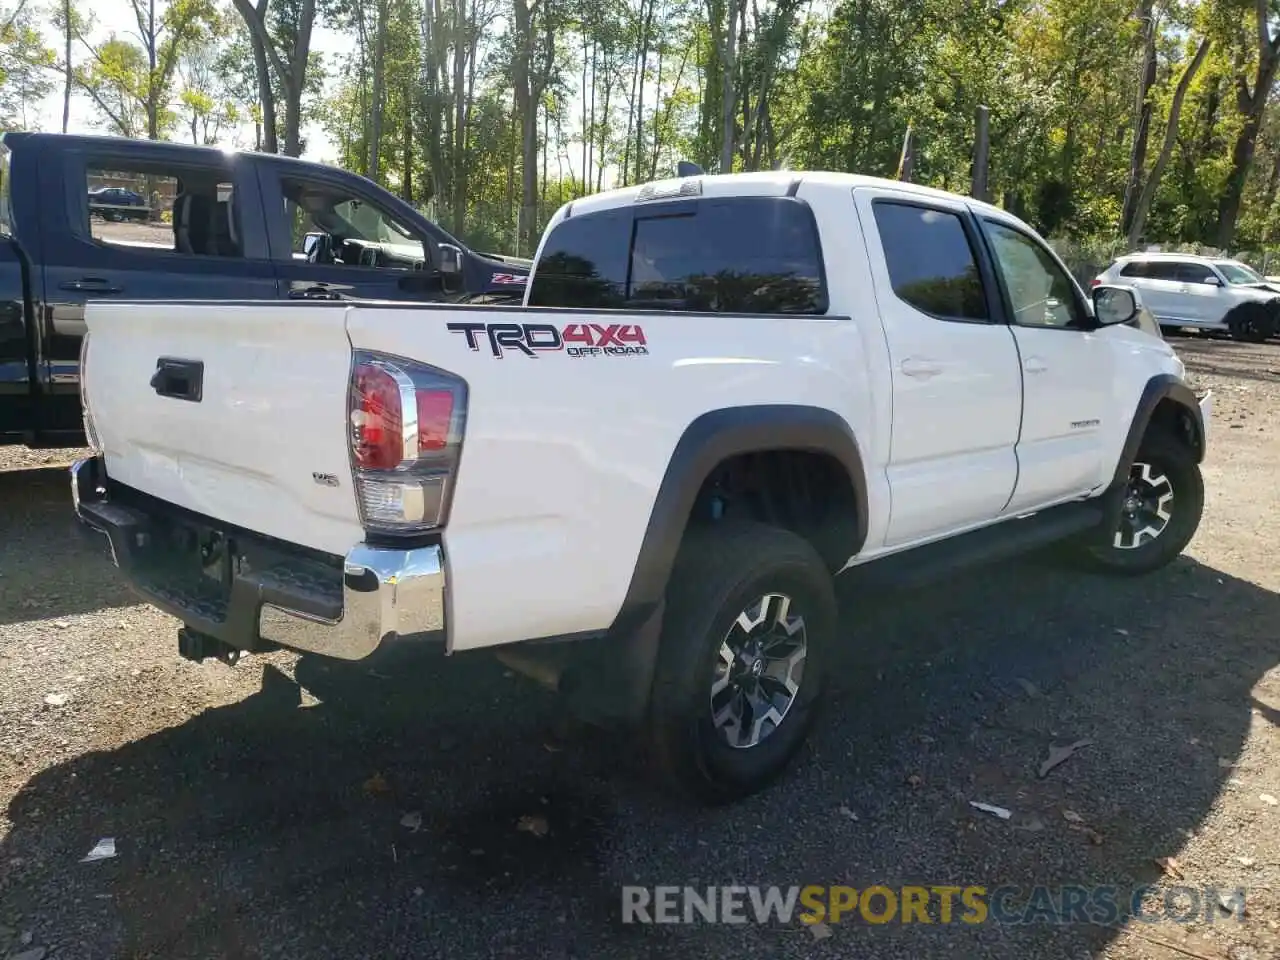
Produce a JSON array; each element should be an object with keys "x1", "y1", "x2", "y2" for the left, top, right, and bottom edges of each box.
[
  {"x1": 0, "y1": 469, "x2": 138, "y2": 626},
  {"x1": 1, "y1": 551, "x2": 1274, "y2": 959}
]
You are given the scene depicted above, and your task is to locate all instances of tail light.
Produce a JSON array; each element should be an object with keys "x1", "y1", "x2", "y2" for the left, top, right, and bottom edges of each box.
[
  {"x1": 1089, "y1": 278, "x2": 1102, "y2": 288},
  {"x1": 347, "y1": 351, "x2": 467, "y2": 536},
  {"x1": 79, "y1": 332, "x2": 101, "y2": 452}
]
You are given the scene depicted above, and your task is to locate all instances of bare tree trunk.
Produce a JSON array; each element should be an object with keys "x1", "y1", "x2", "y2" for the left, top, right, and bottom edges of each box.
[
  {"x1": 1217, "y1": 0, "x2": 1279, "y2": 248},
  {"x1": 1121, "y1": 0, "x2": 1157, "y2": 234},
  {"x1": 369, "y1": 0, "x2": 389, "y2": 182},
  {"x1": 717, "y1": 0, "x2": 742, "y2": 172},
  {"x1": 61, "y1": 0, "x2": 71, "y2": 133},
  {"x1": 1129, "y1": 38, "x2": 1212, "y2": 248},
  {"x1": 633, "y1": 0, "x2": 653, "y2": 184}
]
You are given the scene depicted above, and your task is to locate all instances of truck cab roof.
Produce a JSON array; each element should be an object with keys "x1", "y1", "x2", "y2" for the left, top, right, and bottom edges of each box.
[{"x1": 562, "y1": 169, "x2": 1008, "y2": 220}]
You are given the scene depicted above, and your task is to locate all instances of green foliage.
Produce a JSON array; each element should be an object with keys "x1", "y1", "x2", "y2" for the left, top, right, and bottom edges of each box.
[{"x1": 38, "y1": 0, "x2": 1280, "y2": 256}]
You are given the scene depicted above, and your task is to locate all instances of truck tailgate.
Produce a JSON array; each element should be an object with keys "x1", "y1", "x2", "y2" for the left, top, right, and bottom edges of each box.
[{"x1": 83, "y1": 301, "x2": 363, "y2": 556}]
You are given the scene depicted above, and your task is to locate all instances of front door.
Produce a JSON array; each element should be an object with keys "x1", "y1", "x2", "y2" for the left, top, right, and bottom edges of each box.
[
  {"x1": 853, "y1": 188, "x2": 1023, "y2": 548},
  {"x1": 260, "y1": 166, "x2": 446, "y2": 303},
  {"x1": 976, "y1": 214, "x2": 1113, "y2": 514},
  {"x1": 40, "y1": 148, "x2": 277, "y2": 433}
]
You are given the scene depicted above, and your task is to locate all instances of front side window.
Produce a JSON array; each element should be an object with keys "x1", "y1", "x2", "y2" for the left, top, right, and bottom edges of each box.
[
  {"x1": 86, "y1": 162, "x2": 239, "y2": 257},
  {"x1": 872, "y1": 201, "x2": 989, "y2": 322},
  {"x1": 981, "y1": 220, "x2": 1087, "y2": 329},
  {"x1": 1214, "y1": 261, "x2": 1263, "y2": 285},
  {"x1": 281, "y1": 178, "x2": 428, "y2": 270},
  {"x1": 528, "y1": 197, "x2": 826, "y2": 313}
]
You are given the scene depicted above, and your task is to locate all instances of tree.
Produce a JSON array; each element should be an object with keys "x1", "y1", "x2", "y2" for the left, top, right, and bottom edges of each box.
[
  {"x1": 232, "y1": 0, "x2": 318, "y2": 155},
  {"x1": 0, "y1": 1, "x2": 55, "y2": 130}
]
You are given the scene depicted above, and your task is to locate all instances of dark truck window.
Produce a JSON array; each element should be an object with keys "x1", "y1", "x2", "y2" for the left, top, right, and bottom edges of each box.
[
  {"x1": 281, "y1": 178, "x2": 429, "y2": 270},
  {"x1": 0, "y1": 141, "x2": 10, "y2": 237},
  {"x1": 528, "y1": 197, "x2": 827, "y2": 313},
  {"x1": 87, "y1": 163, "x2": 240, "y2": 257},
  {"x1": 872, "y1": 201, "x2": 989, "y2": 321}
]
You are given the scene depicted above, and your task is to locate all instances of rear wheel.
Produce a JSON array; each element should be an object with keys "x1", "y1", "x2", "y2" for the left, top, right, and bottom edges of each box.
[
  {"x1": 1081, "y1": 436, "x2": 1203, "y2": 576},
  {"x1": 646, "y1": 522, "x2": 836, "y2": 804}
]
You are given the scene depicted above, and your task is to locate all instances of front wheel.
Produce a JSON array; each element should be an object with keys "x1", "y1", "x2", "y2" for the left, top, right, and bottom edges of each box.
[
  {"x1": 645, "y1": 522, "x2": 836, "y2": 804},
  {"x1": 1081, "y1": 437, "x2": 1204, "y2": 576},
  {"x1": 1227, "y1": 303, "x2": 1275, "y2": 343}
]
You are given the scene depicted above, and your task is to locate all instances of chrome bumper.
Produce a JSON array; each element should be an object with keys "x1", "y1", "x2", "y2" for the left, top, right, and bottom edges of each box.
[{"x1": 71, "y1": 457, "x2": 445, "y2": 660}]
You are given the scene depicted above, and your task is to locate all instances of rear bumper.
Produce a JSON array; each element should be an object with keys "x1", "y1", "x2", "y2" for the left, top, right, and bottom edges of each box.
[{"x1": 71, "y1": 457, "x2": 445, "y2": 660}]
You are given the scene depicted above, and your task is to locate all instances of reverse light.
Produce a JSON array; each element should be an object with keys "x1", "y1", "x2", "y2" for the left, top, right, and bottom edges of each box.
[{"x1": 348, "y1": 351, "x2": 467, "y2": 536}]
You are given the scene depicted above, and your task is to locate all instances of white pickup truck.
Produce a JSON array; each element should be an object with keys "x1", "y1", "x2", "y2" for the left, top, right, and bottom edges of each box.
[{"x1": 72, "y1": 171, "x2": 1210, "y2": 804}]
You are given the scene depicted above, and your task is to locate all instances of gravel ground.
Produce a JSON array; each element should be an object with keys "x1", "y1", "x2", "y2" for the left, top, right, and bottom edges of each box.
[{"x1": 1, "y1": 334, "x2": 1279, "y2": 959}]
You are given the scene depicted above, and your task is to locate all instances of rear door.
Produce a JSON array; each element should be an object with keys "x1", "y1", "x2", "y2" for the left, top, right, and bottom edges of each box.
[
  {"x1": 40, "y1": 145, "x2": 276, "y2": 432},
  {"x1": 257, "y1": 160, "x2": 450, "y2": 303},
  {"x1": 853, "y1": 187, "x2": 1023, "y2": 547},
  {"x1": 1126, "y1": 260, "x2": 1185, "y2": 322},
  {"x1": 1173, "y1": 260, "x2": 1225, "y2": 324}
]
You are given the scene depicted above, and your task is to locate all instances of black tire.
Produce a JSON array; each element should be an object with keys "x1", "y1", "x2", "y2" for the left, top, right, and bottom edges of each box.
[
  {"x1": 1227, "y1": 302, "x2": 1274, "y2": 343},
  {"x1": 1080, "y1": 435, "x2": 1204, "y2": 576},
  {"x1": 645, "y1": 521, "x2": 836, "y2": 805}
]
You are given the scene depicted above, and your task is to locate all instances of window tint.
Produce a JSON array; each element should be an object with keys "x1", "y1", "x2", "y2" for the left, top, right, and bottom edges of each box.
[
  {"x1": 982, "y1": 220, "x2": 1086, "y2": 329},
  {"x1": 527, "y1": 208, "x2": 631, "y2": 308},
  {"x1": 1142, "y1": 261, "x2": 1180, "y2": 281},
  {"x1": 87, "y1": 163, "x2": 239, "y2": 257},
  {"x1": 528, "y1": 197, "x2": 826, "y2": 313},
  {"x1": 1176, "y1": 262, "x2": 1216, "y2": 283},
  {"x1": 872, "y1": 201, "x2": 988, "y2": 321},
  {"x1": 281, "y1": 178, "x2": 428, "y2": 270},
  {"x1": 1119, "y1": 261, "x2": 1148, "y2": 278}
]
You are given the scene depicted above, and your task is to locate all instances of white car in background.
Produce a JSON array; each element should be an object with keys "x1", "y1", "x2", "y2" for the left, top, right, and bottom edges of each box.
[{"x1": 1094, "y1": 253, "x2": 1280, "y2": 342}]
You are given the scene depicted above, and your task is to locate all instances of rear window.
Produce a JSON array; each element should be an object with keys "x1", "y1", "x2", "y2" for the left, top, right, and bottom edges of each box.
[{"x1": 528, "y1": 196, "x2": 827, "y2": 314}]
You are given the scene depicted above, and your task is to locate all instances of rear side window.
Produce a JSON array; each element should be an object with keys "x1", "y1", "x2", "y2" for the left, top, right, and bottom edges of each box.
[
  {"x1": 872, "y1": 201, "x2": 988, "y2": 321},
  {"x1": 528, "y1": 197, "x2": 827, "y2": 314},
  {"x1": 1119, "y1": 261, "x2": 1149, "y2": 278},
  {"x1": 1140, "y1": 261, "x2": 1180, "y2": 281},
  {"x1": 1176, "y1": 262, "x2": 1216, "y2": 283},
  {"x1": 85, "y1": 162, "x2": 240, "y2": 257},
  {"x1": 0, "y1": 141, "x2": 10, "y2": 237}
]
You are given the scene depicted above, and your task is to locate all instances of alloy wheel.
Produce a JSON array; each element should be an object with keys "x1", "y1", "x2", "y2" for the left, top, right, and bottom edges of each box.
[
  {"x1": 709, "y1": 593, "x2": 808, "y2": 749},
  {"x1": 1114, "y1": 461, "x2": 1175, "y2": 550}
]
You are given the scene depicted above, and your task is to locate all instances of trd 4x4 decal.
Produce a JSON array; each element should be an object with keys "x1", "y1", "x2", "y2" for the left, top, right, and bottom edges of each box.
[{"x1": 447, "y1": 321, "x2": 649, "y2": 358}]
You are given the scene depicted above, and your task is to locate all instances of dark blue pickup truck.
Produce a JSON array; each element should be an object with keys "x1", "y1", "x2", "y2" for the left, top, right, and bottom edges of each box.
[{"x1": 0, "y1": 132, "x2": 532, "y2": 447}]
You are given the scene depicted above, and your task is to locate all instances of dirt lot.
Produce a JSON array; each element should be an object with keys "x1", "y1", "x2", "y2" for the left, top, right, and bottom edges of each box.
[{"x1": 1, "y1": 334, "x2": 1279, "y2": 959}]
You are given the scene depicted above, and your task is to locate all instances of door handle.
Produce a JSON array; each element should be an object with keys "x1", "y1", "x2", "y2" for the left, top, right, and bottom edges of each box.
[
  {"x1": 150, "y1": 357, "x2": 204, "y2": 403},
  {"x1": 900, "y1": 358, "x2": 942, "y2": 378},
  {"x1": 1023, "y1": 357, "x2": 1048, "y2": 374},
  {"x1": 288, "y1": 286, "x2": 343, "y2": 301},
  {"x1": 60, "y1": 278, "x2": 122, "y2": 294}
]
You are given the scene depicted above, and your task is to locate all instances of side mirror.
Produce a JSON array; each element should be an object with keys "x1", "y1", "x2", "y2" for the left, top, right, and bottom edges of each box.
[
  {"x1": 1202, "y1": 275, "x2": 1222, "y2": 286},
  {"x1": 302, "y1": 232, "x2": 333, "y2": 264},
  {"x1": 438, "y1": 243, "x2": 463, "y2": 276},
  {"x1": 1092, "y1": 284, "x2": 1139, "y2": 326}
]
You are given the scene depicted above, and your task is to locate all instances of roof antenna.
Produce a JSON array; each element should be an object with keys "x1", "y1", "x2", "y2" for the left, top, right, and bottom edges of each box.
[{"x1": 677, "y1": 161, "x2": 704, "y2": 178}]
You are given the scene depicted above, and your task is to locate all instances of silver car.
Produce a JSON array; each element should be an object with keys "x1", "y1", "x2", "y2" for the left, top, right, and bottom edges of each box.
[{"x1": 1094, "y1": 253, "x2": 1280, "y2": 341}]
